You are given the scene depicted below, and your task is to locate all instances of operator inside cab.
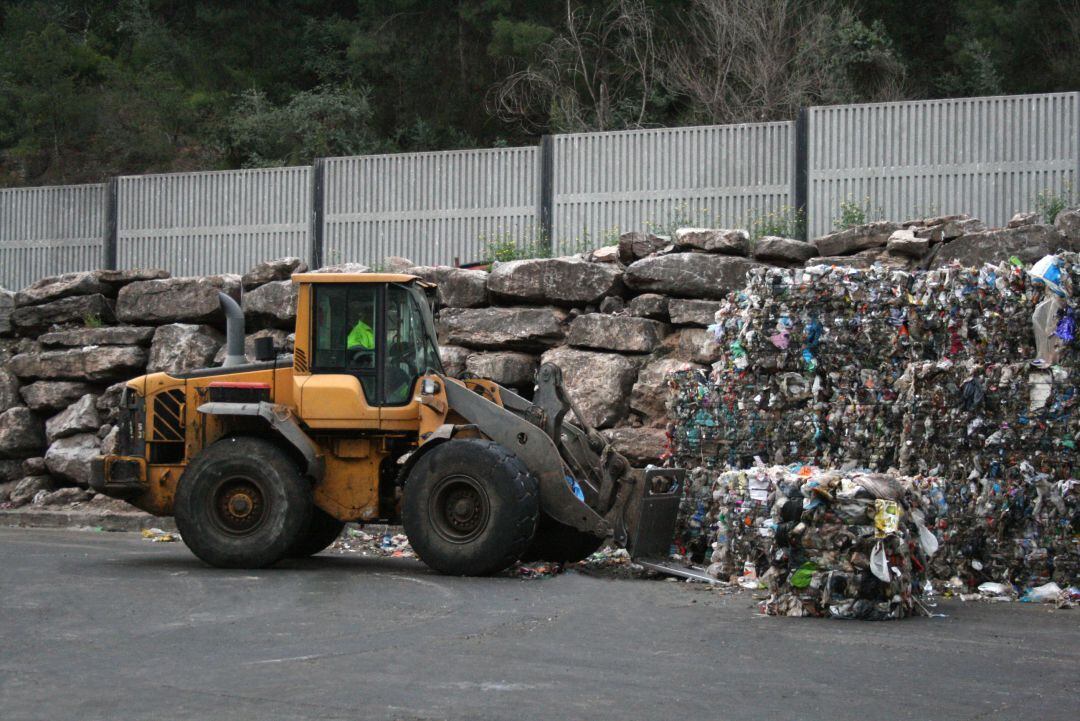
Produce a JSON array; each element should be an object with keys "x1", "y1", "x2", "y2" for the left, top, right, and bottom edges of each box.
[{"x1": 346, "y1": 297, "x2": 375, "y2": 350}]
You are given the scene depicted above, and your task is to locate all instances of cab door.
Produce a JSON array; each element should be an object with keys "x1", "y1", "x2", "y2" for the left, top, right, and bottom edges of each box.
[{"x1": 296, "y1": 282, "x2": 382, "y2": 428}]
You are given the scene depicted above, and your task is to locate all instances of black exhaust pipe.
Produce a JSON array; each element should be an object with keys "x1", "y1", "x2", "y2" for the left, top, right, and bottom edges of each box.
[{"x1": 218, "y1": 292, "x2": 246, "y2": 367}]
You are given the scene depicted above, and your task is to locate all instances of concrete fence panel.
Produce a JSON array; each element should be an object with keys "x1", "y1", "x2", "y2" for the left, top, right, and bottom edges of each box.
[
  {"x1": 116, "y1": 166, "x2": 312, "y2": 276},
  {"x1": 551, "y1": 123, "x2": 795, "y2": 254},
  {"x1": 807, "y1": 92, "x2": 1080, "y2": 237},
  {"x1": 322, "y1": 146, "x2": 539, "y2": 267},
  {"x1": 0, "y1": 184, "x2": 106, "y2": 290}
]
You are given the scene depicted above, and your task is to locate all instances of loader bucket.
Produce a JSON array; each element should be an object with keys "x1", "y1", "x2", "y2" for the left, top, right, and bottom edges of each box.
[{"x1": 624, "y1": 467, "x2": 685, "y2": 560}]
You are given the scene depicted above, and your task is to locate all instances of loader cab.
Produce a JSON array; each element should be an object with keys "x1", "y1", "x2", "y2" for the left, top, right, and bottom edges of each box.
[{"x1": 291, "y1": 273, "x2": 443, "y2": 424}]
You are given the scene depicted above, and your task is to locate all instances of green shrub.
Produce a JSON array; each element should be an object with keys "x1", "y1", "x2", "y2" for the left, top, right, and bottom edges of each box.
[
  {"x1": 746, "y1": 205, "x2": 807, "y2": 240},
  {"x1": 833, "y1": 195, "x2": 882, "y2": 230},
  {"x1": 1034, "y1": 182, "x2": 1076, "y2": 224}
]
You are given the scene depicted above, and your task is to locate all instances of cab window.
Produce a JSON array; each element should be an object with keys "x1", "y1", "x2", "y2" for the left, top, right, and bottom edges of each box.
[
  {"x1": 384, "y1": 284, "x2": 442, "y2": 404},
  {"x1": 312, "y1": 284, "x2": 378, "y2": 404}
]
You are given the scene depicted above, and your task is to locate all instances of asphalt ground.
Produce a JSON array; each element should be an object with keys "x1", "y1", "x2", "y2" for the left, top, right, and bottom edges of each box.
[{"x1": 0, "y1": 527, "x2": 1076, "y2": 721}]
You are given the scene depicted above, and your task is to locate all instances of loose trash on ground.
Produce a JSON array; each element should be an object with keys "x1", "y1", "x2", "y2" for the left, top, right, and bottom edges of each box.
[{"x1": 140, "y1": 527, "x2": 178, "y2": 542}]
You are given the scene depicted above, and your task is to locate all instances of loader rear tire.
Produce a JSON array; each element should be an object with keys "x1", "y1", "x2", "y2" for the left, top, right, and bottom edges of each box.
[
  {"x1": 175, "y1": 436, "x2": 312, "y2": 569},
  {"x1": 520, "y1": 514, "x2": 605, "y2": 564},
  {"x1": 288, "y1": 507, "x2": 346, "y2": 558},
  {"x1": 403, "y1": 439, "x2": 538, "y2": 576}
]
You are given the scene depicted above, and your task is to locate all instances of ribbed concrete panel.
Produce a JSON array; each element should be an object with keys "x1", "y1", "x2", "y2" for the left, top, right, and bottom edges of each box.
[
  {"x1": 323, "y1": 146, "x2": 539, "y2": 267},
  {"x1": 116, "y1": 166, "x2": 311, "y2": 276},
  {"x1": 552, "y1": 123, "x2": 794, "y2": 254},
  {"x1": 807, "y1": 92, "x2": 1080, "y2": 237},
  {"x1": 0, "y1": 184, "x2": 106, "y2": 291}
]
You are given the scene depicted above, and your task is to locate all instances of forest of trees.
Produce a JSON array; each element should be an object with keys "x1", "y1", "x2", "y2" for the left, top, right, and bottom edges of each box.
[{"x1": 1, "y1": 0, "x2": 1077, "y2": 188}]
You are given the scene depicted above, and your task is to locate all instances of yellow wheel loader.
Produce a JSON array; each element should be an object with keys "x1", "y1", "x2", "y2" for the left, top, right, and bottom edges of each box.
[{"x1": 91, "y1": 273, "x2": 686, "y2": 576}]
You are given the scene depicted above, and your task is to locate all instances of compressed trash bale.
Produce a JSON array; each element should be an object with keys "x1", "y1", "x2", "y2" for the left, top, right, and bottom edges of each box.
[{"x1": 666, "y1": 253, "x2": 1080, "y2": 592}]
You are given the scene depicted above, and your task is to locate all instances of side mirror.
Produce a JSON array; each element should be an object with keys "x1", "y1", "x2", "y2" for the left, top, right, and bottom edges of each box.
[{"x1": 253, "y1": 336, "x2": 276, "y2": 362}]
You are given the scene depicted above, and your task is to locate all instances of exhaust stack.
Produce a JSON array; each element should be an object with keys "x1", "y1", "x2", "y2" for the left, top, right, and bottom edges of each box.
[{"x1": 218, "y1": 292, "x2": 246, "y2": 367}]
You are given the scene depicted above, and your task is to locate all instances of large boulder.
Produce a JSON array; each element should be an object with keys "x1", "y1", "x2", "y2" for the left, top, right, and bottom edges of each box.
[
  {"x1": 911, "y1": 216, "x2": 985, "y2": 241},
  {"x1": 39, "y1": 326, "x2": 156, "y2": 348},
  {"x1": 8, "y1": 346, "x2": 148, "y2": 382},
  {"x1": 116, "y1": 275, "x2": 241, "y2": 325},
  {"x1": 1055, "y1": 208, "x2": 1080, "y2": 243},
  {"x1": 660, "y1": 328, "x2": 722, "y2": 364},
  {"x1": 674, "y1": 228, "x2": 749, "y2": 256},
  {"x1": 667, "y1": 299, "x2": 723, "y2": 327},
  {"x1": 311, "y1": 262, "x2": 371, "y2": 274},
  {"x1": 627, "y1": 293, "x2": 669, "y2": 321},
  {"x1": 147, "y1": 324, "x2": 225, "y2": 374},
  {"x1": 487, "y1": 257, "x2": 622, "y2": 305},
  {"x1": 438, "y1": 306, "x2": 566, "y2": 351},
  {"x1": 96, "y1": 382, "x2": 127, "y2": 423},
  {"x1": 806, "y1": 249, "x2": 884, "y2": 270},
  {"x1": 241, "y1": 280, "x2": 298, "y2": 328},
  {"x1": 566, "y1": 314, "x2": 667, "y2": 354},
  {"x1": 44, "y1": 432, "x2": 100, "y2": 486},
  {"x1": 811, "y1": 221, "x2": 900, "y2": 257},
  {"x1": 10, "y1": 294, "x2": 116, "y2": 333},
  {"x1": 0, "y1": 367, "x2": 20, "y2": 413},
  {"x1": 0, "y1": 288, "x2": 13, "y2": 335},
  {"x1": 438, "y1": 268, "x2": 488, "y2": 308},
  {"x1": 405, "y1": 266, "x2": 489, "y2": 308},
  {"x1": 45, "y1": 394, "x2": 101, "y2": 443},
  {"x1": 618, "y1": 232, "x2": 669, "y2": 263},
  {"x1": 0, "y1": 407, "x2": 46, "y2": 459},
  {"x1": 96, "y1": 268, "x2": 170, "y2": 288},
  {"x1": 930, "y1": 225, "x2": 1069, "y2": 269},
  {"x1": 242, "y1": 257, "x2": 307, "y2": 289},
  {"x1": 14, "y1": 271, "x2": 111, "y2": 306},
  {"x1": 885, "y1": 229, "x2": 930, "y2": 258},
  {"x1": 539, "y1": 347, "x2": 639, "y2": 429},
  {"x1": 631, "y1": 358, "x2": 705, "y2": 424},
  {"x1": 600, "y1": 427, "x2": 668, "y2": 465},
  {"x1": 624, "y1": 254, "x2": 762, "y2": 299},
  {"x1": 21, "y1": 381, "x2": 99, "y2": 414},
  {"x1": 8, "y1": 476, "x2": 56, "y2": 506},
  {"x1": 0, "y1": 459, "x2": 23, "y2": 482},
  {"x1": 465, "y1": 352, "x2": 538, "y2": 388},
  {"x1": 438, "y1": 345, "x2": 471, "y2": 377},
  {"x1": 752, "y1": 236, "x2": 818, "y2": 264}
]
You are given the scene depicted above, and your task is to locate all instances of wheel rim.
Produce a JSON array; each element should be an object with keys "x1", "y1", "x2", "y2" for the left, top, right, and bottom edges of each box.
[
  {"x1": 209, "y1": 475, "x2": 269, "y2": 536},
  {"x1": 428, "y1": 474, "x2": 490, "y2": 544}
]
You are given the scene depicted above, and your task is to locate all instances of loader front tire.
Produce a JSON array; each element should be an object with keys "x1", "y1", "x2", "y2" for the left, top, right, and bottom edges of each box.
[
  {"x1": 403, "y1": 439, "x2": 538, "y2": 576},
  {"x1": 175, "y1": 436, "x2": 313, "y2": 569}
]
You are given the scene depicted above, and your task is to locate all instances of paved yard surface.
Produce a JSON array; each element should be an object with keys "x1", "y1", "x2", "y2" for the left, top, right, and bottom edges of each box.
[{"x1": 0, "y1": 527, "x2": 1075, "y2": 721}]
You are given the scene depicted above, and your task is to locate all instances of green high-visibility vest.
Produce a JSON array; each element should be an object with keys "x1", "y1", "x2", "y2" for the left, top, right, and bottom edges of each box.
[{"x1": 347, "y1": 320, "x2": 374, "y2": 349}]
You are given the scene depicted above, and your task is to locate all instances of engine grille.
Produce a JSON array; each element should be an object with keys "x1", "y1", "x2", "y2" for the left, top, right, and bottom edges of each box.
[
  {"x1": 151, "y1": 389, "x2": 186, "y2": 442},
  {"x1": 294, "y1": 348, "x2": 309, "y2": 373}
]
